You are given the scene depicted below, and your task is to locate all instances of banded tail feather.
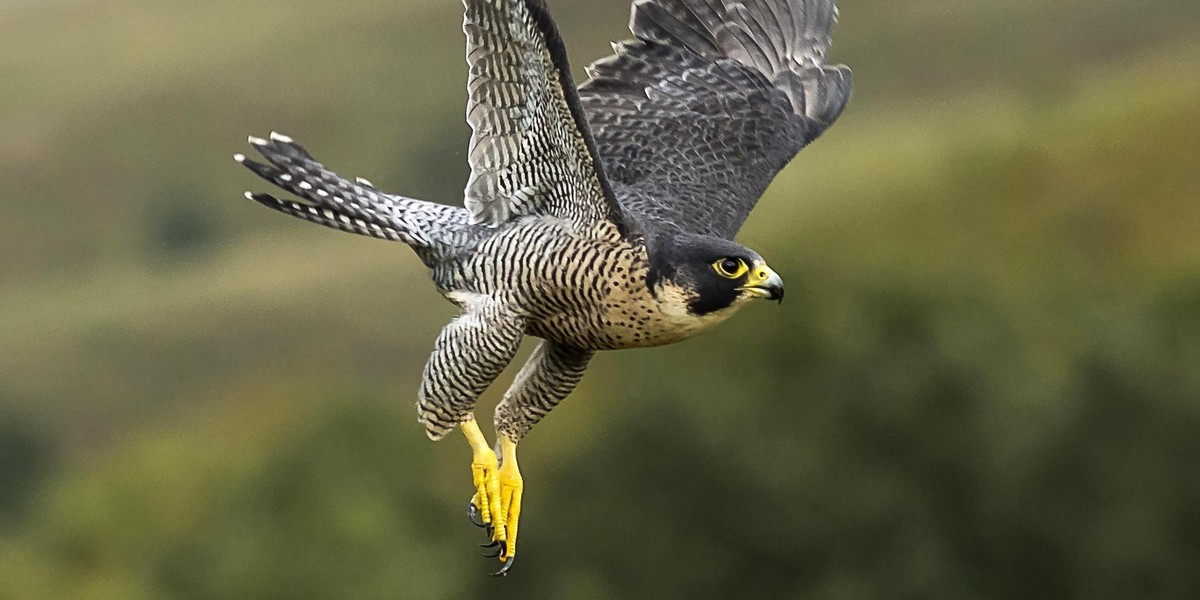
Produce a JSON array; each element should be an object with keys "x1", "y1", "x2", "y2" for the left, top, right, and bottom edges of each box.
[
  {"x1": 242, "y1": 191, "x2": 412, "y2": 243},
  {"x1": 236, "y1": 132, "x2": 471, "y2": 250}
]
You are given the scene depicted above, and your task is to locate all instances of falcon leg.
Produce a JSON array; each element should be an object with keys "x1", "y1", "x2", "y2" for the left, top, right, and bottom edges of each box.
[
  {"x1": 491, "y1": 436, "x2": 522, "y2": 576},
  {"x1": 412, "y1": 300, "x2": 528, "y2": 570},
  {"x1": 462, "y1": 418, "x2": 500, "y2": 538},
  {"x1": 476, "y1": 341, "x2": 591, "y2": 575},
  {"x1": 462, "y1": 422, "x2": 521, "y2": 576}
]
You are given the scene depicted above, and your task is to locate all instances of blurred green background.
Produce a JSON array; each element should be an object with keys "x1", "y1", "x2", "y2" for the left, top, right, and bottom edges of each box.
[{"x1": 2, "y1": 0, "x2": 1199, "y2": 598}]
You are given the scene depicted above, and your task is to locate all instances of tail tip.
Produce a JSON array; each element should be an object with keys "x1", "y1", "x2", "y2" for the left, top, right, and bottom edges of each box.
[
  {"x1": 248, "y1": 135, "x2": 268, "y2": 146},
  {"x1": 269, "y1": 131, "x2": 294, "y2": 144},
  {"x1": 233, "y1": 153, "x2": 246, "y2": 163}
]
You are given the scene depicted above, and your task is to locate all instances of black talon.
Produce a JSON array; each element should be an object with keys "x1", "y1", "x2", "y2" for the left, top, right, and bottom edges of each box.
[
  {"x1": 491, "y1": 555, "x2": 516, "y2": 577},
  {"x1": 480, "y1": 545, "x2": 502, "y2": 558},
  {"x1": 468, "y1": 501, "x2": 485, "y2": 528},
  {"x1": 480, "y1": 540, "x2": 499, "y2": 549},
  {"x1": 485, "y1": 524, "x2": 494, "y2": 539}
]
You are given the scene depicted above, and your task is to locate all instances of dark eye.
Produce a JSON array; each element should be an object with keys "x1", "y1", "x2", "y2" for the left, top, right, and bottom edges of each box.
[{"x1": 712, "y1": 257, "x2": 747, "y2": 279}]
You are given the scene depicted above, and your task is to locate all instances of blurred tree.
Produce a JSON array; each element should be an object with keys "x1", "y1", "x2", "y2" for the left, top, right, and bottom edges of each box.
[
  {"x1": 0, "y1": 412, "x2": 57, "y2": 529},
  {"x1": 143, "y1": 187, "x2": 226, "y2": 263}
]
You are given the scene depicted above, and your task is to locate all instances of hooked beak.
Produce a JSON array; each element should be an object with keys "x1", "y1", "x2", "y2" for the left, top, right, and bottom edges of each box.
[{"x1": 738, "y1": 264, "x2": 785, "y2": 304}]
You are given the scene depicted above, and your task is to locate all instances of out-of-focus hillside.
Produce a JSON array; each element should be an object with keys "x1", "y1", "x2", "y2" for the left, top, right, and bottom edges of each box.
[{"x1": 1, "y1": 1, "x2": 1199, "y2": 599}]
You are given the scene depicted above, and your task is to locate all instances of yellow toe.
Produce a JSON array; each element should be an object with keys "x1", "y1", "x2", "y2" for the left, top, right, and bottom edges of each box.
[
  {"x1": 495, "y1": 437, "x2": 523, "y2": 562},
  {"x1": 470, "y1": 450, "x2": 498, "y2": 525},
  {"x1": 463, "y1": 419, "x2": 500, "y2": 529}
]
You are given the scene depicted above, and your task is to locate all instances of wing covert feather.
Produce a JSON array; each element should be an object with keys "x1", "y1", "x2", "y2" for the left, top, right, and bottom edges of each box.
[{"x1": 579, "y1": 0, "x2": 852, "y2": 239}]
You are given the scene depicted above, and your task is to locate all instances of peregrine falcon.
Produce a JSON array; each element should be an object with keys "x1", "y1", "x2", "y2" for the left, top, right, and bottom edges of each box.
[{"x1": 236, "y1": 0, "x2": 850, "y2": 575}]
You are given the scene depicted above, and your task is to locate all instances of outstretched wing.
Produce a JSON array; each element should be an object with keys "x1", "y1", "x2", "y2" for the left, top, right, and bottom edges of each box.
[
  {"x1": 463, "y1": 0, "x2": 628, "y2": 238},
  {"x1": 579, "y1": 0, "x2": 852, "y2": 239}
]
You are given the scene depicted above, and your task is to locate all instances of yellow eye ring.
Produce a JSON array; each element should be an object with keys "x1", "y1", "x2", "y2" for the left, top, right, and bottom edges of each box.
[{"x1": 712, "y1": 257, "x2": 749, "y2": 279}]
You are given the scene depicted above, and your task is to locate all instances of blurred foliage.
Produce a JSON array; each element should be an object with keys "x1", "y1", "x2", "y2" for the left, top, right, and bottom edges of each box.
[
  {"x1": 143, "y1": 187, "x2": 228, "y2": 263},
  {"x1": 0, "y1": 412, "x2": 58, "y2": 528},
  {"x1": 1, "y1": 0, "x2": 1199, "y2": 598}
]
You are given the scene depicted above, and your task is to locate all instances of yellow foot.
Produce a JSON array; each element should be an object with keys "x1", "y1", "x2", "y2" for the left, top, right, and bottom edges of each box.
[
  {"x1": 490, "y1": 437, "x2": 522, "y2": 576},
  {"x1": 461, "y1": 421, "x2": 523, "y2": 576},
  {"x1": 463, "y1": 419, "x2": 500, "y2": 534}
]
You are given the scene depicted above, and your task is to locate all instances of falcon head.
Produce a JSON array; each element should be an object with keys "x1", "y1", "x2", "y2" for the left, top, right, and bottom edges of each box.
[{"x1": 649, "y1": 234, "x2": 784, "y2": 316}]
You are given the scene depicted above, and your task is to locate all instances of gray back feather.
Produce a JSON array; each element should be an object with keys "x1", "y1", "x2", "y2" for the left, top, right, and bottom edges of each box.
[{"x1": 579, "y1": 0, "x2": 852, "y2": 239}]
